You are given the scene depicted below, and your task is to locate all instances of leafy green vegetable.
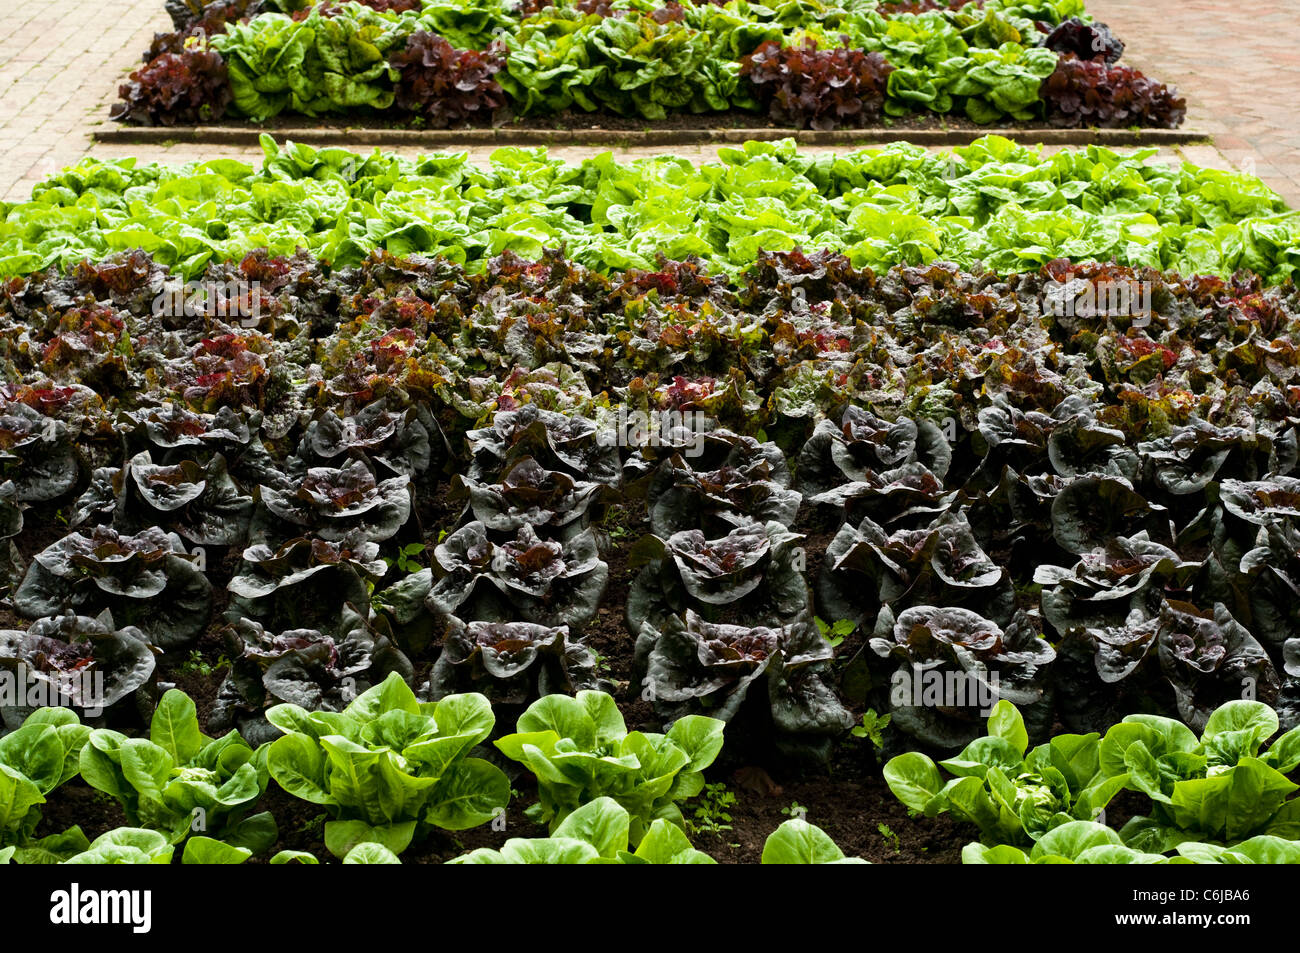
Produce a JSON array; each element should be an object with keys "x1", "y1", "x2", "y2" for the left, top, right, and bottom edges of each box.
[{"x1": 495, "y1": 690, "x2": 724, "y2": 843}]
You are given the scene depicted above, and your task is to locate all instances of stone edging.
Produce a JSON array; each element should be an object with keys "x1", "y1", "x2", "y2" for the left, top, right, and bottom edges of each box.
[{"x1": 92, "y1": 124, "x2": 1212, "y2": 148}]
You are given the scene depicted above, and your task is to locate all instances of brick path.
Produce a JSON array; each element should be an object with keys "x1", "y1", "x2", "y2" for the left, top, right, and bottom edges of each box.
[
  {"x1": 0, "y1": 0, "x2": 1297, "y2": 206},
  {"x1": 1088, "y1": 0, "x2": 1300, "y2": 211}
]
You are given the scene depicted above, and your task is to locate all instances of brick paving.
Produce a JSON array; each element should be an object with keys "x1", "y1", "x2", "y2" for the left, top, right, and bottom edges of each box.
[
  {"x1": 1088, "y1": 0, "x2": 1300, "y2": 210},
  {"x1": 0, "y1": 0, "x2": 1296, "y2": 206}
]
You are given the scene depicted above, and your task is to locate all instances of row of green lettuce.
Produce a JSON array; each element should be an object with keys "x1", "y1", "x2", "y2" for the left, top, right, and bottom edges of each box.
[
  {"x1": 2, "y1": 135, "x2": 1296, "y2": 284},
  {"x1": 0, "y1": 680, "x2": 866, "y2": 864},
  {"x1": 886, "y1": 698, "x2": 1300, "y2": 864},
  {"x1": 8, "y1": 679, "x2": 1300, "y2": 863},
  {"x1": 205, "y1": 0, "x2": 1078, "y2": 123}
]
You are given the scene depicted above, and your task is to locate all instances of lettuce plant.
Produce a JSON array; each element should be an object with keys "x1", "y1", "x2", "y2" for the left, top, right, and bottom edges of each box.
[
  {"x1": 390, "y1": 31, "x2": 507, "y2": 127},
  {"x1": 740, "y1": 39, "x2": 893, "y2": 131},
  {"x1": 265, "y1": 672, "x2": 510, "y2": 857},
  {"x1": 424, "y1": 616, "x2": 605, "y2": 705},
  {"x1": 1041, "y1": 53, "x2": 1186, "y2": 128},
  {"x1": 884, "y1": 700, "x2": 1128, "y2": 847},
  {"x1": 0, "y1": 402, "x2": 78, "y2": 502},
  {"x1": 870, "y1": 606, "x2": 1056, "y2": 749},
  {"x1": 1174, "y1": 836, "x2": 1300, "y2": 865},
  {"x1": 0, "y1": 612, "x2": 158, "y2": 728},
  {"x1": 227, "y1": 535, "x2": 386, "y2": 636},
  {"x1": 1040, "y1": 16, "x2": 1123, "y2": 64},
  {"x1": 797, "y1": 407, "x2": 952, "y2": 495},
  {"x1": 423, "y1": 521, "x2": 609, "y2": 630},
  {"x1": 645, "y1": 437, "x2": 801, "y2": 537},
  {"x1": 257, "y1": 457, "x2": 412, "y2": 543},
  {"x1": 61, "y1": 828, "x2": 175, "y2": 865},
  {"x1": 0, "y1": 482, "x2": 23, "y2": 597},
  {"x1": 110, "y1": 47, "x2": 232, "y2": 126},
  {"x1": 495, "y1": 690, "x2": 725, "y2": 844},
  {"x1": 210, "y1": 607, "x2": 414, "y2": 745},
  {"x1": 293, "y1": 399, "x2": 433, "y2": 478},
  {"x1": 760, "y1": 817, "x2": 869, "y2": 864},
  {"x1": 452, "y1": 457, "x2": 614, "y2": 539},
  {"x1": 1096, "y1": 700, "x2": 1300, "y2": 851},
  {"x1": 14, "y1": 527, "x2": 212, "y2": 648},
  {"x1": 80, "y1": 689, "x2": 276, "y2": 851},
  {"x1": 123, "y1": 403, "x2": 279, "y2": 487},
  {"x1": 636, "y1": 610, "x2": 852, "y2": 756},
  {"x1": 819, "y1": 512, "x2": 1014, "y2": 628},
  {"x1": 0, "y1": 708, "x2": 89, "y2": 852},
  {"x1": 73, "y1": 450, "x2": 254, "y2": 547},
  {"x1": 452, "y1": 796, "x2": 716, "y2": 865},
  {"x1": 627, "y1": 521, "x2": 809, "y2": 634},
  {"x1": 962, "y1": 820, "x2": 1172, "y2": 864},
  {"x1": 466, "y1": 405, "x2": 620, "y2": 486},
  {"x1": 452, "y1": 796, "x2": 865, "y2": 864}
]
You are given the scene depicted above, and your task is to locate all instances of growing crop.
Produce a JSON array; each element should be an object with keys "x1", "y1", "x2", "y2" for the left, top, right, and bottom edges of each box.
[
  {"x1": 265, "y1": 671, "x2": 510, "y2": 857},
  {"x1": 79, "y1": 689, "x2": 276, "y2": 851},
  {"x1": 1096, "y1": 700, "x2": 1300, "y2": 850},
  {"x1": 0, "y1": 709, "x2": 89, "y2": 857},
  {"x1": 495, "y1": 690, "x2": 725, "y2": 843},
  {"x1": 884, "y1": 700, "x2": 1128, "y2": 846},
  {"x1": 450, "y1": 795, "x2": 865, "y2": 863},
  {"x1": 6, "y1": 137, "x2": 1297, "y2": 283}
]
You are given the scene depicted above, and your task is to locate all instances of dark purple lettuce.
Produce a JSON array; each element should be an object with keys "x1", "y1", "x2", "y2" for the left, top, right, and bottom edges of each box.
[
  {"x1": 227, "y1": 535, "x2": 386, "y2": 637},
  {"x1": 0, "y1": 401, "x2": 79, "y2": 502},
  {"x1": 422, "y1": 521, "x2": 609, "y2": 630},
  {"x1": 637, "y1": 610, "x2": 851, "y2": 759},
  {"x1": 869, "y1": 605, "x2": 1055, "y2": 749},
  {"x1": 423, "y1": 617, "x2": 605, "y2": 706},
  {"x1": 740, "y1": 39, "x2": 893, "y2": 131},
  {"x1": 0, "y1": 611, "x2": 157, "y2": 727},
  {"x1": 627, "y1": 521, "x2": 809, "y2": 634},
  {"x1": 256, "y1": 457, "x2": 411, "y2": 543},
  {"x1": 1041, "y1": 17, "x2": 1124, "y2": 65},
  {"x1": 646, "y1": 433, "x2": 800, "y2": 537},
  {"x1": 110, "y1": 48, "x2": 232, "y2": 126},
  {"x1": 452, "y1": 456, "x2": 614, "y2": 538},
  {"x1": 1041, "y1": 54, "x2": 1186, "y2": 129},
  {"x1": 390, "y1": 32, "x2": 508, "y2": 128},
  {"x1": 13, "y1": 527, "x2": 211, "y2": 648}
]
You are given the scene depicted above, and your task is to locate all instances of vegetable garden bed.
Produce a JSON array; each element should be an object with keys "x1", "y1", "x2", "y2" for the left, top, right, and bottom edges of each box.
[
  {"x1": 110, "y1": 0, "x2": 1188, "y2": 135},
  {"x1": 2, "y1": 137, "x2": 1300, "y2": 866}
]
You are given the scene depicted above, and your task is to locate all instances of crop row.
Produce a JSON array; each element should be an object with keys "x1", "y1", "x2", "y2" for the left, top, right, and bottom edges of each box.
[
  {"x1": 3, "y1": 245, "x2": 1300, "y2": 744},
  {"x1": 6, "y1": 681, "x2": 1300, "y2": 863},
  {"x1": 113, "y1": 0, "x2": 1186, "y2": 130},
  {"x1": 3, "y1": 136, "x2": 1297, "y2": 283}
]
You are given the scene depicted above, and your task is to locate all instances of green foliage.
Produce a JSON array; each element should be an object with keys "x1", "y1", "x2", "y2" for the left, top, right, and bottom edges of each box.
[
  {"x1": 5, "y1": 136, "x2": 1294, "y2": 284},
  {"x1": 0, "y1": 708, "x2": 89, "y2": 851},
  {"x1": 883, "y1": 700, "x2": 1127, "y2": 847},
  {"x1": 79, "y1": 689, "x2": 276, "y2": 851},
  {"x1": 495, "y1": 690, "x2": 725, "y2": 844},
  {"x1": 265, "y1": 671, "x2": 509, "y2": 857}
]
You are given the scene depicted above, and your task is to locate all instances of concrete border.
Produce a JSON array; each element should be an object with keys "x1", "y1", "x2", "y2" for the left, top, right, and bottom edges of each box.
[{"x1": 93, "y1": 124, "x2": 1213, "y2": 148}]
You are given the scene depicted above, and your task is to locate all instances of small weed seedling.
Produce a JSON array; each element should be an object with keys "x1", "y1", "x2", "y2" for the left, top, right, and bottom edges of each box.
[
  {"x1": 878, "y1": 823, "x2": 901, "y2": 854},
  {"x1": 687, "y1": 782, "x2": 736, "y2": 838},
  {"x1": 814, "y1": 616, "x2": 855, "y2": 648},
  {"x1": 851, "y1": 709, "x2": 891, "y2": 761}
]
